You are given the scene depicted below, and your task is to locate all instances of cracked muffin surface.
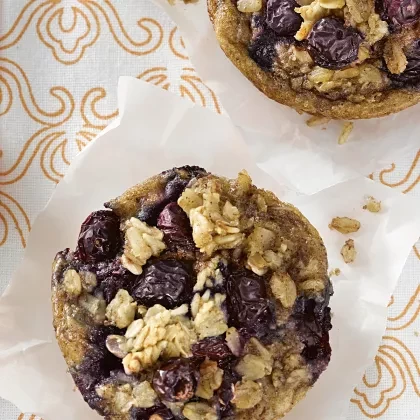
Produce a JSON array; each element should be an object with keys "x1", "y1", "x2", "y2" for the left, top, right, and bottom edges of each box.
[
  {"x1": 52, "y1": 166, "x2": 333, "y2": 420},
  {"x1": 208, "y1": 0, "x2": 420, "y2": 119}
]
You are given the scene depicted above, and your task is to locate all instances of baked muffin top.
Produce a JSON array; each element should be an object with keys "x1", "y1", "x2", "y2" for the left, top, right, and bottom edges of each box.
[
  {"x1": 208, "y1": 0, "x2": 420, "y2": 118},
  {"x1": 52, "y1": 166, "x2": 332, "y2": 419}
]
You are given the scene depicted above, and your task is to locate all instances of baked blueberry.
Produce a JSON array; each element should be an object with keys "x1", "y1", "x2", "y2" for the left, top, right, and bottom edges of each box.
[{"x1": 132, "y1": 260, "x2": 194, "y2": 309}]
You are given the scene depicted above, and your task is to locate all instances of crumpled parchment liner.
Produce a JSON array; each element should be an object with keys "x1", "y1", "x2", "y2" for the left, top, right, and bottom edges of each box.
[
  {"x1": 153, "y1": 0, "x2": 420, "y2": 184},
  {"x1": 0, "y1": 78, "x2": 419, "y2": 420}
]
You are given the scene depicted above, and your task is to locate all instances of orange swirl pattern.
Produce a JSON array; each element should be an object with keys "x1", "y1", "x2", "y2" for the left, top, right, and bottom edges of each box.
[
  {"x1": 1, "y1": 0, "x2": 164, "y2": 63},
  {"x1": 352, "y1": 282, "x2": 420, "y2": 417},
  {"x1": 0, "y1": 1, "x2": 418, "y2": 420},
  {"x1": 169, "y1": 26, "x2": 189, "y2": 60},
  {"x1": 368, "y1": 149, "x2": 420, "y2": 194}
]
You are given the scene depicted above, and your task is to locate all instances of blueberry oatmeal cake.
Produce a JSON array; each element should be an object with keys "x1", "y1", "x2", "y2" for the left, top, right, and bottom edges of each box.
[
  {"x1": 208, "y1": 0, "x2": 420, "y2": 118},
  {"x1": 52, "y1": 166, "x2": 333, "y2": 419}
]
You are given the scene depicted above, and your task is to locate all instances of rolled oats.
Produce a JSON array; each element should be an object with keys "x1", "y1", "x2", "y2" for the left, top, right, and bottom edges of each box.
[
  {"x1": 125, "y1": 319, "x2": 145, "y2": 339},
  {"x1": 191, "y1": 290, "x2": 228, "y2": 339},
  {"x1": 338, "y1": 122, "x2": 354, "y2": 144},
  {"x1": 237, "y1": 0, "x2": 262, "y2": 12},
  {"x1": 194, "y1": 256, "x2": 225, "y2": 291},
  {"x1": 226, "y1": 327, "x2": 243, "y2": 356},
  {"x1": 121, "y1": 218, "x2": 166, "y2": 275},
  {"x1": 306, "y1": 115, "x2": 331, "y2": 126},
  {"x1": 319, "y1": 0, "x2": 345, "y2": 8},
  {"x1": 246, "y1": 227, "x2": 291, "y2": 276},
  {"x1": 247, "y1": 226, "x2": 276, "y2": 256},
  {"x1": 163, "y1": 322, "x2": 197, "y2": 358},
  {"x1": 299, "y1": 279, "x2": 325, "y2": 291},
  {"x1": 344, "y1": 0, "x2": 371, "y2": 24},
  {"x1": 329, "y1": 268, "x2": 341, "y2": 276},
  {"x1": 79, "y1": 271, "x2": 97, "y2": 292},
  {"x1": 123, "y1": 341, "x2": 168, "y2": 375},
  {"x1": 270, "y1": 272, "x2": 297, "y2": 308},
  {"x1": 234, "y1": 170, "x2": 253, "y2": 196},
  {"x1": 178, "y1": 185, "x2": 244, "y2": 255},
  {"x1": 232, "y1": 380, "x2": 263, "y2": 409},
  {"x1": 183, "y1": 402, "x2": 218, "y2": 420},
  {"x1": 137, "y1": 305, "x2": 148, "y2": 317},
  {"x1": 333, "y1": 68, "x2": 360, "y2": 80},
  {"x1": 341, "y1": 239, "x2": 357, "y2": 263},
  {"x1": 196, "y1": 359, "x2": 224, "y2": 399},
  {"x1": 384, "y1": 39, "x2": 408, "y2": 74},
  {"x1": 78, "y1": 293, "x2": 106, "y2": 323},
  {"x1": 363, "y1": 196, "x2": 381, "y2": 212},
  {"x1": 255, "y1": 194, "x2": 268, "y2": 212},
  {"x1": 364, "y1": 14, "x2": 388, "y2": 44},
  {"x1": 119, "y1": 303, "x2": 196, "y2": 374},
  {"x1": 236, "y1": 354, "x2": 273, "y2": 380},
  {"x1": 105, "y1": 289, "x2": 137, "y2": 329},
  {"x1": 295, "y1": 0, "x2": 330, "y2": 41},
  {"x1": 178, "y1": 189, "x2": 203, "y2": 214},
  {"x1": 132, "y1": 381, "x2": 158, "y2": 408},
  {"x1": 63, "y1": 269, "x2": 82, "y2": 297},
  {"x1": 329, "y1": 216, "x2": 361, "y2": 233},
  {"x1": 96, "y1": 383, "x2": 134, "y2": 413}
]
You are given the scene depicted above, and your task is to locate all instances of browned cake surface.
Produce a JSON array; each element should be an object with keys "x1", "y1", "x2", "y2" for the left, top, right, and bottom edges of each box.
[
  {"x1": 208, "y1": 0, "x2": 420, "y2": 119},
  {"x1": 52, "y1": 166, "x2": 332, "y2": 420}
]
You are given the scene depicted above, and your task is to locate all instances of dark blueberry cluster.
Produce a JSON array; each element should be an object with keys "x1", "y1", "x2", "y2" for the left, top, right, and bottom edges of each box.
[
  {"x1": 225, "y1": 268, "x2": 276, "y2": 338},
  {"x1": 132, "y1": 259, "x2": 194, "y2": 309},
  {"x1": 137, "y1": 166, "x2": 207, "y2": 225},
  {"x1": 76, "y1": 210, "x2": 121, "y2": 263},
  {"x1": 130, "y1": 406, "x2": 174, "y2": 420},
  {"x1": 157, "y1": 202, "x2": 195, "y2": 252},
  {"x1": 266, "y1": 0, "x2": 303, "y2": 36},
  {"x1": 191, "y1": 336, "x2": 234, "y2": 363},
  {"x1": 153, "y1": 358, "x2": 200, "y2": 402},
  {"x1": 390, "y1": 39, "x2": 420, "y2": 86},
  {"x1": 72, "y1": 258, "x2": 135, "y2": 304},
  {"x1": 74, "y1": 326, "x2": 124, "y2": 414},
  {"x1": 377, "y1": 0, "x2": 420, "y2": 30},
  {"x1": 291, "y1": 284, "x2": 333, "y2": 381},
  {"x1": 307, "y1": 17, "x2": 363, "y2": 70}
]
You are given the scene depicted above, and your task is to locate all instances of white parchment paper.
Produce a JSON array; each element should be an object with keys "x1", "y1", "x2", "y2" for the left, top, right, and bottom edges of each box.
[
  {"x1": 0, "y1": 77, "x2": 420, "y2": 420},
  {"x1": 153, "y1": 0, "x2": 420, "y2": 181}
]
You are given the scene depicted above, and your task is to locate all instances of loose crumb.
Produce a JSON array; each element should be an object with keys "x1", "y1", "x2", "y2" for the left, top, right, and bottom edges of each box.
[
  {"x1": 168, "y1": 0, "x2": 197, "y2": 4},
  {"x1": 306, "y1": 115, "x2": 331, "y2": 127},
  {"x1": 329, "y1": 268, "x2": 341, "y2": 277},
  {"x1": 338, "y1": 122, "x2": 353, "y2": 144},
  {"x1": 341, "y1": 239, "x2": 356, "y2": 263},
  {"x1": 415, "y1": 331, "x2": 419, "y2": 337},
  {"x1": 329, "y1": 217, "x2": 361, "y2": 234},
  {"x1": 363, "y1": 196, "x2": 381, "y2": 213}
]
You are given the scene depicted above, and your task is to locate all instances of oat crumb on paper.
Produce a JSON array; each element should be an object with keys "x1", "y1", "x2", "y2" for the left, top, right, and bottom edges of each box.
[
  {"x1": 306, "y1": 115, "x2": 331, "y2": 127},
  {"x1": 329, "y1": 217, "x2": 361, "y2": 234},
  {"x1": 329, "y1": 268, "x2": 341, "y2": 277},
  {"x1": 363, "y1": 196, "x2": 382, "y2": 212},
  {"x1": 414, "y1": 331, "x2": 419, "y2": 337},
  {"x1": 341, "y1": 239, "x2": 356, "y2": 263},
  {"x1": 168, "y1": 0, "x2": 197, "y2": 3},
  {"x1": 338, "y1": 122, "x2": 353, "y2": 144}
]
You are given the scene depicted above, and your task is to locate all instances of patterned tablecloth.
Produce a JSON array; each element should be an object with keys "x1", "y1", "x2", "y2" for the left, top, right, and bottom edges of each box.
[{"x1": 0, "y1": 1, "x2": 419, "y2": 419}]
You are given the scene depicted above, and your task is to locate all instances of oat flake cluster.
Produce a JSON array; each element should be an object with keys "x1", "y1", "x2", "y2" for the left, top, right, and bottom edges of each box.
[{"x1": 52, "y1": 166, "x2": 333, "y2": 420}]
